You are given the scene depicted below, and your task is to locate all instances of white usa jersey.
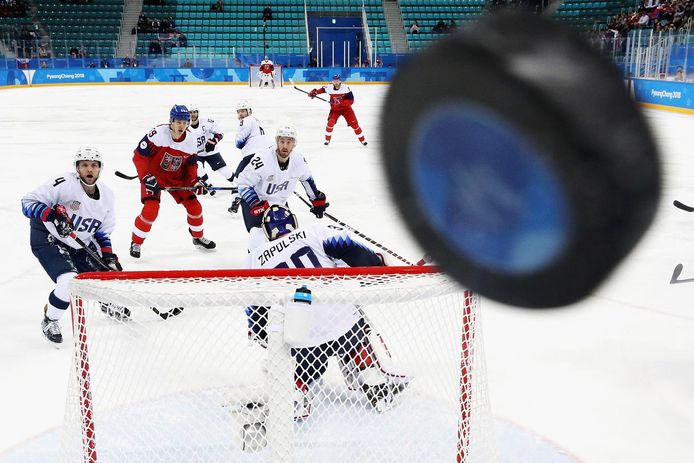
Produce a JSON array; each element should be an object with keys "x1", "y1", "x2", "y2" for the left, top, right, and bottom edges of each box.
[
  {"x1": 189, "y1": 117, "x2": 223, "y2": 157},
  {"x1": 245, "y1": 224, "x2": 363, "y2": 345},
  {"x1": 235, "y1": 115, "x2": 273, "y2": 156},
  {"x1": 237, "y1": 146, "x2": 320, "y2": 206},
  {"x1": 21, "y1": 171, "x2": 116, "y2": 251}
]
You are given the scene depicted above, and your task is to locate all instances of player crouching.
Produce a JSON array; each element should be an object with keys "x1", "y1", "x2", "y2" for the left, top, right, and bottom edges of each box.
[{"x1": 234, "y1": 205, "x2": 411, "y2": 449}]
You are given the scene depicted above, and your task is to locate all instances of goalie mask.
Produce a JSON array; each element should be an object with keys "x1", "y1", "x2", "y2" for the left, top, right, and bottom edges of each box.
[{"x1": 262, "y1": 205, "x2": 298, "y2": 241}]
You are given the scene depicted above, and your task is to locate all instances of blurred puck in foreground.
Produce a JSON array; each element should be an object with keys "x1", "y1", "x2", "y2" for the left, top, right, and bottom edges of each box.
[{"x1": 381, "y1": 13, "x2": 660, "y2": 308}]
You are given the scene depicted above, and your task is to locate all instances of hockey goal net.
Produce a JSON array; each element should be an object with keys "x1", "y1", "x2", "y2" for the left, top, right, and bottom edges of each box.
[
  {"x1": 64, "y1": 266, "x2": 494, "y2": 463},
  {"x1": 249, "y1": 64, "x2": 283, "y2": 87}
]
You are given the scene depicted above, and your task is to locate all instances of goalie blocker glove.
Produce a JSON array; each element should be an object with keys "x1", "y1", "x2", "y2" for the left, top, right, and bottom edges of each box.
[
  {"x1": 309, "y1": 192, "x2": 329, "y2": 218},
  {"x1": 43, "y1": 205, "x2": 74, "y2": 238},
  {"x1": 250, "y1": 199, "x2": 270, "y2": 217},
  {"x1": 142, "y1": 174, "x2": 160, "y2": 196},
  {"x1": 102, "y1": 252, "x2": 122, "y2": 271}
]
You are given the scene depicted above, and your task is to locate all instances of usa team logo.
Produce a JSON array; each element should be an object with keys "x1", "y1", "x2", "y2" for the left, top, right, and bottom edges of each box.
[
  {"x1": 161, "y1": 152, "x2": 183, "y2": 171},
  {"x1": 69, "y1": 201, "x2": 81, "y2": 211}
]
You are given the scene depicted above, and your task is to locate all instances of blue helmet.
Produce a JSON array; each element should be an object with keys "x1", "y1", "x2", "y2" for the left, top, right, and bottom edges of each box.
[
  {"x1": 262, "y1": 205, "x2": 298, "y2": 240},
  {"x1": 332, "y1": 74, "x2": 341, "y2": 81},
  {"x1": 169, "y1": 104, "x2": 190, "y2": 122}
]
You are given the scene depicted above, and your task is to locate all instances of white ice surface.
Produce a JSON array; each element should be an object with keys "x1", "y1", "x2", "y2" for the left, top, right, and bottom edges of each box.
[{"x1": 0, "y1": 83, "x2": 692, "y2": 462}]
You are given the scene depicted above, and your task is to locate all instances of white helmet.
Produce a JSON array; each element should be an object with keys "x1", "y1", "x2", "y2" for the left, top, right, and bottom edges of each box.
[
  {"x1": 187, "y1": 103, "x2": 199, "y2": 112},
  {"x1": 276, "y1": 124, "x2": 297, "y2": 141},
  {"x1": 74, "y1": 145, "x2": 103, "y2": 169},
  {"x1": 236, "y1": 99, "x2": 252, "y2": 112}
]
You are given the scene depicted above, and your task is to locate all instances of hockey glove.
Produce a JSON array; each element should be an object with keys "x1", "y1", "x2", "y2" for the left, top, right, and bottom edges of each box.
[
  {"x1": 193, "y1": 177, "x2": 211, "y2": 196},
  {"x1": 250, "y1": 199, "x2": 270, "y2": 217},
  {"x1": 204, "y1": 136, "x2": 221, "y2": 153},
  {"x1": 44, "y1": 205, "x2": 74, "y2": 238},
  {"x1": 102, "y1": 252, "x2": 123, "y2": 271},
  {"x1": 142, "y1": 174, "x2": 160, "y2": 196},
  {"x1": 308, "y1": 89, "x2": 318, "y2": 99},
  {"x1": 310, "y1": 192, "x2": 329, "y2": 219}
]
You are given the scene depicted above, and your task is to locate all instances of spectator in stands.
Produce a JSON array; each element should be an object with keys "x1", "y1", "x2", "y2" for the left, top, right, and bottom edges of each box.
[
  {"x1": 38, "y1": 44, "x2": 50, "y2": 58},
  {"x1": 100, "y1": 58, "x2": 110, "y2": 68},
  {"x1": 375, "y1": 56, "x2": 382, "y2": 67},
  {"x1": 148, "y1": 40, "x2": 162, "y2": 55},
  {"x1": 40, "y1": 60, "x2": 47, "y2": 69},
  {"x1": 263, "y1": 5, "x2": 272, "y2": 21},
  {"x1": 177, "y1": 32, "x2": 187, "y2": 47},
  {"x1": 211, "y1": 0, "x2": 223, "y2": 12},
  {"x1": 674, "y1": 66, "x2": 685, "y2": 81},
  {"x1": 448, "y1": 19, "x2": 458, "y2": 31},
  {"x1": 433, "y1": 20, "x2": 447, "y2": 33},
  {"x1": 409, "y1": 20, "x2": 420, "y2": 34},
  {"x1": 182, "y1": 58, "x2": 193, "y2": 68},
  {"x1": 69, "y1": 46, "x2": 79, "y2": 58},
  {"x1": 122, "y1": 55, "x2": 132, "y2": 67},
  {"x1": 78, "y1": 45, "x2": 87, "y2": 58}
]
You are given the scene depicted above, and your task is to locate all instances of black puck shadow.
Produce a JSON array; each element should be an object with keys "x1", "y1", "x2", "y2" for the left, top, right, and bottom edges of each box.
[{"x1": 381, "y1": 13, "x2": 660, "y2": 308}]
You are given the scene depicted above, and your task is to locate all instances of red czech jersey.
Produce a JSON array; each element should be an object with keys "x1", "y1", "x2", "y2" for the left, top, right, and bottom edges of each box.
[
  {"x1": 259, "y1": 62, "x2": 274, "y2": 74},
  {"x1": 133, "y1": 124, "x2": 198, "y2": 187},
  {"x1": 314, "y1": 84, "x2": 355, "y2": 111}
]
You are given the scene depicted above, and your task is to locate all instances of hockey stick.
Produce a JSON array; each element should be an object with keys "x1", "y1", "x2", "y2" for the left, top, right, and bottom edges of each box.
[
  {"x1": 114, "y1": 172, "x2": 237, "y2": 193},
  {"x1": 115, "y1": 170, "x2": 138, "y2": 180},
  {"x1": 68, "y1": 223, "x2": 184, "y2": 319},
  {"x1": 670, "y1": 263, "x2": 694, "y2": 284},
  {"x1": 673, "y1": 200, "x2": 694, "y2": 212},
  {"x1": 292, "y1": 192, "x2": 415, "y2": 266},
  {"x1": 288, "y1": 78, "x2": 329, "y2": 102}
]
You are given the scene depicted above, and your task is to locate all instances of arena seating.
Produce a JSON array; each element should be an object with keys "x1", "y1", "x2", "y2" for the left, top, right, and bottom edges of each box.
[{"x1": 34, "y1": 0, "x2": 123, "y2": 57}]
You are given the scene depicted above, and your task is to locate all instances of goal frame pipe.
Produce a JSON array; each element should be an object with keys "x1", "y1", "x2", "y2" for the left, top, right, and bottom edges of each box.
[{"x1": 74, "y1": 265, "x2": 438, "y2": 281}]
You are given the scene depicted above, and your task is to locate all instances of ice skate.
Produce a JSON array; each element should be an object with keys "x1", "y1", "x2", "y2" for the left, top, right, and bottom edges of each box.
[
  {"x1": 228, "y1": 197, "x2": 242, "y2": 214},
  {"x1": 129, "y1": 242, "x2": 141, "y2": 258},
  {"x1": 41, "y1": 315, "x2": 63, "y2": 346}
]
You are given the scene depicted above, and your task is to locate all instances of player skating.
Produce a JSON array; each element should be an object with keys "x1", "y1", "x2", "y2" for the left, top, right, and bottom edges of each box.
[
  {"x1": 308, "y1": 74, "x2": 367, "y2": 146},
  {"x1": 258, "y1": 56, "x2": 275, "y2": 88},
  {"x1": 187, "y1": 104, "x2": 235, "y2": 191},
  {"x1": 21, "y1": 146, "x2": 122, "y2": 346},
  {"x1": 130, "y1": 105, "x2": 215, "y2": 258},
  {"x1": 228, "y1": 99, "x2": 274, "y2": 214},
  {"x1": 235, "y1": 124, "x2": 328, "y2": 249},
  {"x1": 238, "y1": 205, "x2": 410, "y2": 435}
]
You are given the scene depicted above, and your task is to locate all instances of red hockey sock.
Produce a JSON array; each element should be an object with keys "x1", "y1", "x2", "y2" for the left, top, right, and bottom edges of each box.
[
  {"x1": 183, "y1": 198, "x2": 204, "y2": 238},
  {"x1": 131, "y1": 200, "x2": 160, "y2": 244}
]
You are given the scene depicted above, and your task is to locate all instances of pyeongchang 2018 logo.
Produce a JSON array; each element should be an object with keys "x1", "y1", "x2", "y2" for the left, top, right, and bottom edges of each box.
[
  {"x1": 651, "y1": 89, "x2": 682, "y2": 100},
  {"x1": 45, "y1": 73, "x2": 86, "y2": 80},
  {"x1": 160, "y1": 152, "x2": 183, "y2": 171}
]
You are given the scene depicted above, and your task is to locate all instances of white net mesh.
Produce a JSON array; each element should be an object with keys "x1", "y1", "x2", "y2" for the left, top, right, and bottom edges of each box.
[
  {"x1": 65, "y1": 268, "x2": 495, "y2": 463},
  {"x1": 249, "y1": 65, "x2": 283, "y2": 87}
]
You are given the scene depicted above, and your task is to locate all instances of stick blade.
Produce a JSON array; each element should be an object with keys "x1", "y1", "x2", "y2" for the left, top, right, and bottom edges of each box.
[
  {"x1": 670, "y1": 264, "x2": 684, "y2": 284},
  {"x1": 673, "y1": 200, "x2": 694, "y2": 212}
]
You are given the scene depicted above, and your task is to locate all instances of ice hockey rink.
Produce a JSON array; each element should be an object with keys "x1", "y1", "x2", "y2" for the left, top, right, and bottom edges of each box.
[{"x1": 0, "y1": 82, "x2": 692, "y2": 463}]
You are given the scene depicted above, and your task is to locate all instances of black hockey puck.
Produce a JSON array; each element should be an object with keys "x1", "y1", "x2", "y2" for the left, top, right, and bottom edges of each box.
[{"x1": 381, "y1": 12, "x2": 660, "y2": 308}]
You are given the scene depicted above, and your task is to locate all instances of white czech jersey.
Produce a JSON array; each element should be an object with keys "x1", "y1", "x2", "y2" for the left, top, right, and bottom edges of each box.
[
  {"x1": 237, "y1": 146, "x2": 319, "y2": 205},
  {"x1": 189, "y1": 117, "x2": 223, "y2": 157},
  {"x1": 21, "y1": 171, "x2": 116, "y2": 251},
  {"x1": 245, "y1": 223, "x2": 361, "y2": 345},
  {"x1": 235, "y1": 115, "x2": 273, "y2": 156}
]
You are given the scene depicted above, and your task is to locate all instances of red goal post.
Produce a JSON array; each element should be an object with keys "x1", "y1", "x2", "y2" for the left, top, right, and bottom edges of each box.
[
  {"x1": 249, "y1": 64, "x2": 283, "y2": 87},
  {"x1": 64, "y1": 266, "x2": 494, "y2": 462}
]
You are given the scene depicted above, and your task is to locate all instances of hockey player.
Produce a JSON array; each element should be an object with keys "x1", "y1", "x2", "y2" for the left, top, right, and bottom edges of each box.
[
  {"x1": 130, "y1": 105, "x2": 216, "y2": 258},
  {"x1": 235, "y1": 124, "x2": 328, "y2": 249},
  {"x1": 228, "y1": 99, "x2": 273, "y2": 214},
  {"x1": 258, "y1": 55, "x2": 275, "y2": 88},
  {"x1": 188, "y1": 104, "x2": 235, "y2": 190},
  {"x1": 308, "y1": 74, "x2": 367, "y2": 146},
  {"x1": 243, "y1": 205, "x2": 411, "y2": 424},
  {"x1": 21, "y1": 146, "x2": 122, "y2": 345}
]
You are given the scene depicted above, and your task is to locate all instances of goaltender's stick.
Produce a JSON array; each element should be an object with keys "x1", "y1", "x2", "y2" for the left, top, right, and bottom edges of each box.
[
  {"x1": 115, "y1": 171, "x2": 237, "y2": 193},
  {"x1": 288, "y1": 78, "x2": 329, "y2": 102},
  {"x1": 673, "y1": 200, "x2": 694, "y2": 212},
  {"x1": 292, "y1": 192, "x2": 415, "y2": 266}
]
